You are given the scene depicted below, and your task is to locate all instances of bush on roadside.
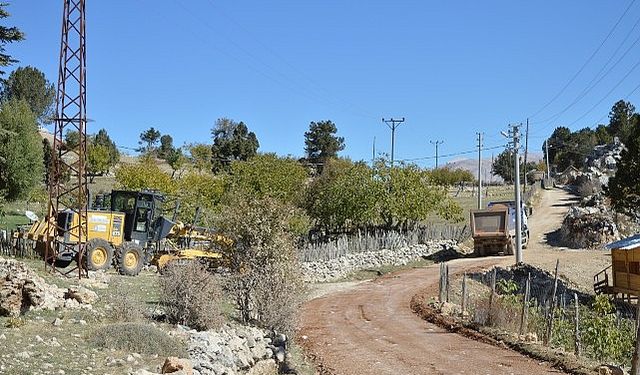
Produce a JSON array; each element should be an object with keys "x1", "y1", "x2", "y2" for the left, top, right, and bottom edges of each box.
[
  {"x1": 216, "y1": 194, "x2": 305, "y2": 336},
  {"x1": 159, "y1": 261, "x2": 224, "y2": 331}
]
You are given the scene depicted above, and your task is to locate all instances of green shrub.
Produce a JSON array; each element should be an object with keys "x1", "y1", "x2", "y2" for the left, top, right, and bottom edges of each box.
[{"x1": 216, "y1": 195, "x2": 305, "y2": 335}]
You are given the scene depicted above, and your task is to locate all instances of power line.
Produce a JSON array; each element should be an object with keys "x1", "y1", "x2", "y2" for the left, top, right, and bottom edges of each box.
[
  {"x1": 397, "y1": 144, "x2": 506, "y2": 163},
  {"x1": 567, "y1": 57, "x2": 640, "y2": 127},
  {"x1": 165, "y1": 1, "x2": 379, "y2": 120},
  {"x1": 531, "y1": 15, "x2": 640, "y2": 131},
  {"x1": 528, "y1": 0, "x2": 636, "y2": 120},
  {"x1": 201, "y1": 0, "x2": 378, "y2": 120}
]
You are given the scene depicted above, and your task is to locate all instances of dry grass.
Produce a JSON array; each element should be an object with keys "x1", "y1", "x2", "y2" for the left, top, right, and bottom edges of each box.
[
  {"x1": 107, "y1": 281, "x2": 145, "y2": 323},
  {"x1": 89, "y1": 322, "x2": 187, "y2": 357}
]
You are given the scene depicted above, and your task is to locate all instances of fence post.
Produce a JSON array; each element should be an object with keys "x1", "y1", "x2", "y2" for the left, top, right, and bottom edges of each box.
[
  {"x1": 519, "y1": 273, "x2": 531, "y2": 336},
  {"x1": 574, "y1": 292, "x2": 581, "y2": 357},
  {"x1": 438, "y1": 263, "x2": 444, "y2": 302},
  {"x1": 461, "y1": 273, "x2": 467, "y2": 317},
  {"x1": 488, "y1": 267, "x2": 497, "y2": 326},
  {"x1": 545, "y1": 259, "x2": 560, "y2": 346},
  {"x1": 445, "y1": 264, "x2": 450, "y2": 303}
]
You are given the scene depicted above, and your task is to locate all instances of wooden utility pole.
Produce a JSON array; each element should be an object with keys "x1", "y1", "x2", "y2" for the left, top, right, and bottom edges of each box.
[
  {"x1": 431, "y1": 140, "x2": 444, "y2": 169},
  {"x1": 382, "y1": 117, "x2": 405, "y2": 167}
]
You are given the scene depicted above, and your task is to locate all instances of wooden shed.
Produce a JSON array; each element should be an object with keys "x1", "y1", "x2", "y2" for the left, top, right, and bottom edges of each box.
[{"x1": 596, "y1": 235, "x2": 640, "y2": 300}]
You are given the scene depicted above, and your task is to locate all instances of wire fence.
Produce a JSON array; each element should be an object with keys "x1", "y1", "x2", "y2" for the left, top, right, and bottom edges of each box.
[
  {"x1": 437, "y1": 261, "x2": 638, "y2": 369},
  {"x1": 298, "y1": 224, "x2": 470, "y2": 262}
]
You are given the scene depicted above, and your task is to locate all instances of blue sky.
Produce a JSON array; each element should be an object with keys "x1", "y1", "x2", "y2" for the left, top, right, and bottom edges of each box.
[{"x1": 7, "y1": 1, "x2": 640, "y2": 166}]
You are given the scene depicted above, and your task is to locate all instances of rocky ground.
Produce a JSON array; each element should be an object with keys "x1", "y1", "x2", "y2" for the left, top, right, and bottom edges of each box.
[
  {"x1": 558, "y1": 139, "x2": 639, "y2": 250},
  {"x1": 0, "y1": 258, "x2": 300, "y2": 375}
]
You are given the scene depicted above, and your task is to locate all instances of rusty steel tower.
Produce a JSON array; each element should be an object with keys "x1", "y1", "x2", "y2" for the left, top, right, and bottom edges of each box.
[{"x1": 45, "y1": 0, "x2": 88, "y2": 277}]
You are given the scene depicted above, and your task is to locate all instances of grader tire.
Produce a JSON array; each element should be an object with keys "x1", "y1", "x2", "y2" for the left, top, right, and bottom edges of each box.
[
  {"x1": 116, "y1": 242, "x2": 145, "y2": 276},
  {"x1": 85, "y1": 238, "x2": 114, "y2": 271}
]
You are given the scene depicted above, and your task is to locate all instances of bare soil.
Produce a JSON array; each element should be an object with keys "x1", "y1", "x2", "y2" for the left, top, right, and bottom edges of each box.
[{"x1": 298, "y1": 187, "x2": 604, "y2": 374}]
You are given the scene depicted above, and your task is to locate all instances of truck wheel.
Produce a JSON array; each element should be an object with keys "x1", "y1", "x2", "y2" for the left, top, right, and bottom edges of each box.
[
  {"x1": 84, "y1": 238, "x2": 114, "y2": 271},
  {"x1": 116, "y1": 242, "x2": 144, "y2": 276}
]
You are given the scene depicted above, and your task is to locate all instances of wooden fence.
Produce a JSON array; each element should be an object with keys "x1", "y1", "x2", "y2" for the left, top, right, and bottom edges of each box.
[{"x1": 299, "y1": 224, "x2": 470, "y2": 262}]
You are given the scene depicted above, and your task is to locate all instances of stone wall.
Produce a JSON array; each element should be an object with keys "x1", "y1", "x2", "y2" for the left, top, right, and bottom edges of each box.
[{"x1": 301, "y1": 240, "x2": 456, "y2": 283}]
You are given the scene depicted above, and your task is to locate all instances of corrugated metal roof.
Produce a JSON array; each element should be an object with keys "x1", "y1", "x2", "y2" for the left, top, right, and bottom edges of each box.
[{"x1": 606, "y1": 234, "x2": 640, "y2": 250}]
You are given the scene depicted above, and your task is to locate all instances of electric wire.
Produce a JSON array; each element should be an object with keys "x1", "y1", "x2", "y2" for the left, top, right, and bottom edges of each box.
[
  {"x1": 171, "y1": 0, "x2": 379, "y2": 121},
  {"x1": 201, "y1": 0, "x2": 378, "y2": 120},
  {"x1": 531, "y1": 13, "x2": 640, "y2": 128},
  {"x1": 528, "y1": 0, "x2": 636, "y2": 120}
]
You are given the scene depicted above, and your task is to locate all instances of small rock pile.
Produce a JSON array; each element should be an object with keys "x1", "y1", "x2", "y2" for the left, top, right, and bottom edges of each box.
[
  {"x1": 474, "y1": 263, "x2": 588, "y2": 303},
  {"x1": 559, "y1": 194, "x2": 620, "y2": 249},
  {"x1": 0, "y1": 257, "x2": 96, "y2": 316},
  {"x1": 185, "y1": 323, "x2": 281, "y2": 375},
  {"x1": 301, "y1": 241, "x2": 456, "y2": 282}
]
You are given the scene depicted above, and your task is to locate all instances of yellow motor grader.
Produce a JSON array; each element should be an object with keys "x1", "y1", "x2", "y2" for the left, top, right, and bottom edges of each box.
[{"x1": 26, "y1": 190, "x2": 227, "y2": 276}]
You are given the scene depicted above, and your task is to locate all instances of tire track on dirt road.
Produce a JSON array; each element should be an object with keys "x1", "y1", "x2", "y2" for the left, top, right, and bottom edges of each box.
[
  {"x1": 298, "y1": 258, "x2": 565, "y2": 374},
  {"x1": 299, "y1": 188, "x2": 575, "y2": 374}
]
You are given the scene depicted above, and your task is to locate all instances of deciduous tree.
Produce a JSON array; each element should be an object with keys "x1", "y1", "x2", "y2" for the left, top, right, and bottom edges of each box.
[
  {"x1": 87, "y1": 143, "x2": 111, "y2": 182},
  {"x1": 0, "y1": 99, "x2": 43, "y2": 200},
  {"x1": 115, "y1": 159, "x2": 176, "y2": 196},
  {"x1": 228, "y1": 153, "x2": 308, "y2": 206},
  {"x1": 188, "y1": 143, "x2": 213, "y2": 173}
]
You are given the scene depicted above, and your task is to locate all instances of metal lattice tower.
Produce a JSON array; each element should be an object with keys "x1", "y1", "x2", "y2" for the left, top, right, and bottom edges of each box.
[{"x1": 45, "y1": 0, "x2": 88, "y2": 277}]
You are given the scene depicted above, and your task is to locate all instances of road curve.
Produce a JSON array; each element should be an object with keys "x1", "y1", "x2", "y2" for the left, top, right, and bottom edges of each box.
[{"x1": 298, "y1": 257, "x2": 566, "y2": 375}]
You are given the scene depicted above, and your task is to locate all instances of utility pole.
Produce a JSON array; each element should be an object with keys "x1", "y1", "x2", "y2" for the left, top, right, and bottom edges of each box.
[
  {"x1": 430, "y1": 140, "x2": 444, "y2": 169},
  {"x1": 545, "y1": 139, "x2": 551, "y2": 179},
  {"x1": 523, "y1": 119, "x2": 529, "y2": 193},
  {"x1": 503, "y1": 124, "x2": 523, "y2": 264},
  {"x1": 382, "y1": 117, "x2": 405, "y2": 166},
  {"x1": 477, "y1": 132, "x2": 483, "y2": 209},
  {"x1": 372, "y1": 136, "x2": 376, "y2": 166}
]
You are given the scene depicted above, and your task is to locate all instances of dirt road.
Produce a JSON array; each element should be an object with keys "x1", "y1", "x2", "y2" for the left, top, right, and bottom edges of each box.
[
  {"x1": 524, "y1": 187, "x2": 610, "y2": 291},
  {"x1": 298, "y1": 188, "x2": 585, "y2": 375}
]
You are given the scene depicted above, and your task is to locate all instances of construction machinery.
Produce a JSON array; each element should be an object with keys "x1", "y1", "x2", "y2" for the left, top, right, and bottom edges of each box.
[
  {"x1": 27, "y1": 190, "x2": 226, "y2": 276},
  {"x1": 470, "y1": 200, "x2": 529, "y2": 257}
]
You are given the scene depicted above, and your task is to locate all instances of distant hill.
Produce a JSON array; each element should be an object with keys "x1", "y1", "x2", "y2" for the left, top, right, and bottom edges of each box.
[{"x1": 445, "y1": 152, "x2": 543, "y2": 183}]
